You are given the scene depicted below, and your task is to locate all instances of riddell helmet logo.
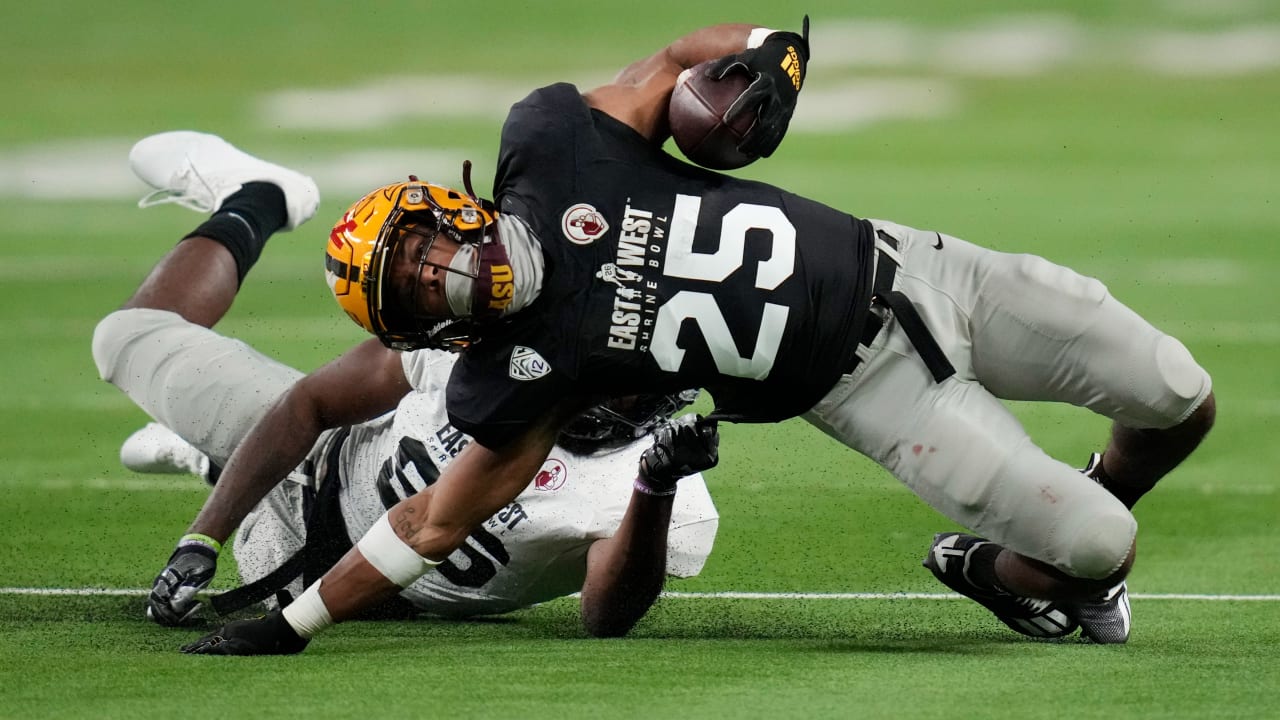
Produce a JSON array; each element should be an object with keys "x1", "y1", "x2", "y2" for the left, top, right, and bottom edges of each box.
[
  {"x1": 561, "y1": 203, "x2": 609, "y2": 245},
  {"x1": 533, "y1": 458, "x2": 567, "y2": 491},
  {"x1": 509, "y1": 346, "x2": 551, "y2": 381}
]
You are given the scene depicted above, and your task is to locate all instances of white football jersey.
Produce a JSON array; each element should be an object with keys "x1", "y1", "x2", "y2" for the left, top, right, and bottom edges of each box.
[{"x1": 332, "y1": 349, "x2": 719, "y2": 617}]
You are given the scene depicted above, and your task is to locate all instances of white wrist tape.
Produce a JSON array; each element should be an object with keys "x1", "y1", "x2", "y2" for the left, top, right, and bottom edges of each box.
[
  {"x1": 282, "y1": 581, "x2": 332, "y2": 639},
  {"x1": 356, "y1": 512, "x2": 442, "y2": 588},
  {"x1": 747, "y1": 27, "x2": 778, "y2": 49}
]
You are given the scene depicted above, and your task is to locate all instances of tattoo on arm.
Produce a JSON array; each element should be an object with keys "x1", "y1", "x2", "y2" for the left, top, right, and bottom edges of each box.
[{"x1": 391, "y1": 505, "x2": 422, "y2": 539}]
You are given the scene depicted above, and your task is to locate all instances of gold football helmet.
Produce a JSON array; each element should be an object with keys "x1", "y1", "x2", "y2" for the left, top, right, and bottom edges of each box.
[{"x1": 325, "y1": 172, "x2": 499, "y2": 350}]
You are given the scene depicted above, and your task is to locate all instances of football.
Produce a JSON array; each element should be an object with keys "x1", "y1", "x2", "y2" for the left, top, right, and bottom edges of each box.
[{"x1": 668, "y1": 61, "x2": 758, "y2": 170}]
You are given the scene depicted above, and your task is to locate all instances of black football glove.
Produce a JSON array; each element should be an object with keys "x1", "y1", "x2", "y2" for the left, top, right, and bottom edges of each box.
[
  {"x1": 146, "y1": 535, "x2": 219, "y2": 627},
  {"x1": 637, "y1": 414, "x2": 720, "y2": 495},
  {"x1": 179, "y1": 608, "x2": 310, "y2": 656},
  {"x1": 705, "y1": 15, "x2": 811, "y2": 158}
]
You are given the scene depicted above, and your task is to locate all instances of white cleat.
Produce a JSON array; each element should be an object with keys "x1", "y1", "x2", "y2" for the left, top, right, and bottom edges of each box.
[
  {"x1": 120, "y1": 422, "x2": 212, "y2": 482},
  {"x1": 129, "y1": 130, "x2": 319, "y2": 230}
]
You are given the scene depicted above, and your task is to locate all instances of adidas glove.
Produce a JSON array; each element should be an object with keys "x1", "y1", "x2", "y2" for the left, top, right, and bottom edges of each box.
[
  {"x1": 636, "y1": 414, "x2": 720, "y2": 496},
  {"x1": 146, "y1": 534, "x2": 219, "y2": 627},
  {"x1": 705, "y1": 15, "x2": 811, "y2": 158}
]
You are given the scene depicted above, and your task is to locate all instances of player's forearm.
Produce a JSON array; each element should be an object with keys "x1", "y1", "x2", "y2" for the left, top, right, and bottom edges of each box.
[
  {"x1": 286, "y1": 496, "x2": 443, "y2": 634},
  {"x1": 662, "y1": 23, "x2": 759, "y2": 72},
  {"x1": 579, "y1": 490, "x2": 675, "y2": 638},
  {"x1": 312, "y1": 545, "x2": 404, "y2": 621},
  {"x1": 187, "y1": 389, "x2": 325, "y2": 542}
]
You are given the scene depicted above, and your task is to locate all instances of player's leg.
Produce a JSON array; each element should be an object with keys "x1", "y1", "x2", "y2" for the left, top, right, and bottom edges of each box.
[
  {"x1": 873, "y1": 219, "x2": 1211, "y2": 642},
  {"x1": 955, "y1": 241, "x2": 1214, "y2": 509},
  {"x1": 92, "y1": 131, "x2": 319, "y2": 465},
  {"x1": 807, "y1": 221, "x2": 1146, "y2": 639},
  {"x1": 120, "y1": 130, "x2": 318, "y2": 326},
  {"x1": 807, "y1": 343, "x2": 1134, "y2": 601}
]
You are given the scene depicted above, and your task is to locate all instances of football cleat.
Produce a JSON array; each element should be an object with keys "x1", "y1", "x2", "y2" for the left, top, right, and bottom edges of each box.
[
  {"x1": 120, "y1": 422, "x2": 215, "y2": 485},
  {"x1": 924, "y1": 532, "x2": 1078, "y2": 639},
  {"x1": 1081, "y1": 451, "x2": 1104, "y2": 481},
  {"x1": 1072, "y1": 580, "x2": 1131, "y2": 644},
  {"x1": 1068, "y1": 452, "x2": 1132, "y2": 644},
  {"x1": 129, "y1": 130, "x2": 319, "y2": 230}
]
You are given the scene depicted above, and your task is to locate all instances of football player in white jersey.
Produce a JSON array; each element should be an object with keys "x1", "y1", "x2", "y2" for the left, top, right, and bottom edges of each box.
[
  {"x1": 92, "y1": 134, "x2": 718, "y2": 645},
  {"x1": 122, "y1": 379, "x2": 718, "y2": 626}
]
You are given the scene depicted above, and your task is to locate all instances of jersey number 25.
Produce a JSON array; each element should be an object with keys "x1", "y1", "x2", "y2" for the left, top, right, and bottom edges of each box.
[{"x1": 651, "y1": 195, "x2": 796, "y2": 380}]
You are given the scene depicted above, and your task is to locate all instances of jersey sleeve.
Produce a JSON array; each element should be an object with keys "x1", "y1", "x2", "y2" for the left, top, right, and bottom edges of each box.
[{"x1": 445, "y1": 332, "x2": 576, "y2": 449}]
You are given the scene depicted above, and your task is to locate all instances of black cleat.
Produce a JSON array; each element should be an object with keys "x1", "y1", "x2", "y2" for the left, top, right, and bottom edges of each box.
[{"x1": 924, "y1": 532, "x2": 1078, "y2": 639}]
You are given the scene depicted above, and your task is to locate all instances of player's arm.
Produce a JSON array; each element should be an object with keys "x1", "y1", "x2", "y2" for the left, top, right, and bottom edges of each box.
[
  {"x1": 178, "y1": 399, "x2": 586, "y2": 654},
  {"x1": 579, "y1": 415, "x2": 719, "y2": 638},
  {"x1": 146, "y1": 338, "x2": 411, "y2": 627},
  {"x1": 583, "y1": 19, "x2": 809, "y2": 155},
  {"x1": 583, "y1": 23, "x2": 757, "y2": 144}
]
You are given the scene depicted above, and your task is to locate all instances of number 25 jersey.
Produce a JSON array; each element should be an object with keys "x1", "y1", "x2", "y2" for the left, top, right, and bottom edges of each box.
[{"x1": 449, "y1": 83, "x2": 876, "y2": 448}]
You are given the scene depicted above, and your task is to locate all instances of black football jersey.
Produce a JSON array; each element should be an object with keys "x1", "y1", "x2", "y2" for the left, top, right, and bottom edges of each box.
[{"x1": 447, "y1": 83, "x2": 875, "y2": 448}]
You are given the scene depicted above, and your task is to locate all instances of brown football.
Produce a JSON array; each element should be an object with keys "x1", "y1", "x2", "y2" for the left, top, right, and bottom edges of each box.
[{"x1": 668, "y1": 60, "x2": 758, "y2": 170}]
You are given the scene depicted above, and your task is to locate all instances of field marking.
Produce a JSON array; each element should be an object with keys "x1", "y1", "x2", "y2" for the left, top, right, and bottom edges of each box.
[
  {"x1": 0, "y1": 477, "x2": 207, "y2": 492},
  {"x1": 4, "y1": 587, "x2": 1278, "y2": 602}
]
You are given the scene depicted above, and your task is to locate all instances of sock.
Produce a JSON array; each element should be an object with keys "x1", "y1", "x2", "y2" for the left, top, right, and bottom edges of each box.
[
  {"x1": 183, "y1": 182, "x2": 287, "y2": 284},
  {"x1": 966, "y1": 542, "x2": 1008, "y2": 594},
  {"x1": 1089, "y1": 456, "x2": 1145, "y2": 510}
]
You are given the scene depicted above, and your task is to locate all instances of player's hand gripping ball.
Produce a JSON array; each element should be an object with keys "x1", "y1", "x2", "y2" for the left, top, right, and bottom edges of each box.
[{"x1": 668, "y1": 60, "x2": 758, "y2": 170}]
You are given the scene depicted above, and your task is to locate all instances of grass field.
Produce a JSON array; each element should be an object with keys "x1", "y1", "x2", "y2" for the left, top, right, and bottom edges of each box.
[{"x1": 2, "y1": 1, "x2": 1278, "y2": 718}]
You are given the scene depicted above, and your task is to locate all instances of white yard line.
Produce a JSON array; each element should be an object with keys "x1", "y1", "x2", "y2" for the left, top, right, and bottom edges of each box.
[{"x1": 3, "y1": 587, "x2": 1277, "y2": 601}]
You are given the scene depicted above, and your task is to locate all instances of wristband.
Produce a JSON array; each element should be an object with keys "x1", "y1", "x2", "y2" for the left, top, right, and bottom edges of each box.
[
  {"x1": 633, "y1": 475, "x2": 678, "y2": 497},
  {"x1": 282, "y1": 581, "x2": 333, "y2": 639},
  {"x1": 356, "y1": 512, "x2": 442, "y2": 588},
  {"x1": 746, "y1": 27, "x2": 778, "y2": 49},
  {"x1": 177, "y1": 533, "x2": 222, "y2": 555}
]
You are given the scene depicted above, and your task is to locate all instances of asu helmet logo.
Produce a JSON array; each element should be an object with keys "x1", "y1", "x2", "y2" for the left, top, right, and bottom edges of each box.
[{"x1": 561, "y1": 203, "x2": 609, "y2": 245}]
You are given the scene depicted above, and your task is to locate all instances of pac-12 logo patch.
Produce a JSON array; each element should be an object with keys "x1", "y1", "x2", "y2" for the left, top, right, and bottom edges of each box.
[
  {"x1": 561, "y1": 203, "x2": 609, "y2": 245},
  {"x1": 509, "y1": 346, "x2": 551, "y2": 381},
  {"x1": 533, "y1": 458, "x2": 568, "y2": 491}
]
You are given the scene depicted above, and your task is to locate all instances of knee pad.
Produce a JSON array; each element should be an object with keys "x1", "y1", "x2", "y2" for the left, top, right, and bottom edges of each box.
[
  {"x1": 1059, "y1": 505, "x2": 1136, "y2": 580},
  {"x1": 91, "y1": 307, "x2": 187, "y2": 385},
  {"x1": 92, "y1": 309, "x2": 139, "y2": 382},
  {"x1": 1152, "y1": 335, "x2": 1212, "y2": 427}
]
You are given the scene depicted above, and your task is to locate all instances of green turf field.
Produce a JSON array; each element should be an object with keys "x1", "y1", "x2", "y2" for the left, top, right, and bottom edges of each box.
[{"x1": 2, "y1": 1, "x2": 1278, "y2": 718}]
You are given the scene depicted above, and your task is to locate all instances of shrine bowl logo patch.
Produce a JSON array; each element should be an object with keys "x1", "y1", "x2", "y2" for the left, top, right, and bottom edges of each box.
[
  {"x1": 533, "y1": 458, "x2": 568, "y2": 492},
  {"x1": 561, "y1": 203, "x2": 609, "y2": 245},
  {"x1": 509, "y1": 345, "x2": 551, "y2": 381}
]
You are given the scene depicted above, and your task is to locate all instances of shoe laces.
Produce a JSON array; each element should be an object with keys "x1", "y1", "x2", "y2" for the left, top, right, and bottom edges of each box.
[{"x1": 137, "y1": 158, "x2": 218, "y2": 214}]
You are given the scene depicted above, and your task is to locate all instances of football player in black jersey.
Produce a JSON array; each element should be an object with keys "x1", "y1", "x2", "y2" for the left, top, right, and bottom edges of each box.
[{"x1": 140, "y1": 20, "x2": 1214, "y2": 653}]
